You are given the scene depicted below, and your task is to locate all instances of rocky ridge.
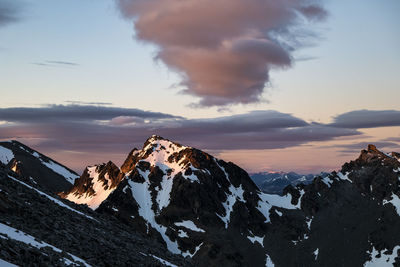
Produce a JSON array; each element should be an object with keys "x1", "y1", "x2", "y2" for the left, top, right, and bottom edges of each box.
[
  {"x1": 0, "y1": 164, "x2": 191, "y2": 266},
  {"x1": 2, "y1": 137, "x2": 400, "y2": 266}
]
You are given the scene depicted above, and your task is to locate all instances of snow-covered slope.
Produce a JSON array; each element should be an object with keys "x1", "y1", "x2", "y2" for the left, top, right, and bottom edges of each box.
[
  {"x1": 61, "y1": 162, "x2": 122, "y2": 209},
  {"x1": 0, "y1": 141, "x2": 79, "y2": 192}
]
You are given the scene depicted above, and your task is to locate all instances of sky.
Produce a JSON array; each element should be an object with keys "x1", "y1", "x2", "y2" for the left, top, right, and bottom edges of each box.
[{"x1": 0, "y1": 0, "x2": 399, "y2": 174}]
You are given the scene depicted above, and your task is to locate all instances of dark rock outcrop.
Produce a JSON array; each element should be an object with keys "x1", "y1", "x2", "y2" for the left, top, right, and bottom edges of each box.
[{"x1": 0, "y1": 141, "x2": 78, "y2": 192}]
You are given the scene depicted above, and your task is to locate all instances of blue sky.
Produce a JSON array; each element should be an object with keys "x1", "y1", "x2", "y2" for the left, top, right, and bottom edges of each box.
[{"x1": 0, "y1": 0, "x2": 399, "y2": 173}]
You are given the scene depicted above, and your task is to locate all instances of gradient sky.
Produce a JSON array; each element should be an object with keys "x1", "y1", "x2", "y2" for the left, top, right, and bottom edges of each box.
[{"x1": 0, "y1": 0, "x2": 399, "y2": 174}]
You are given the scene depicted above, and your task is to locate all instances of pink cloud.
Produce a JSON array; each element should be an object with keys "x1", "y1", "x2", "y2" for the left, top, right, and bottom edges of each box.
[{"x1": 117, "y1": 0, "x2": 326, "y2": 106}]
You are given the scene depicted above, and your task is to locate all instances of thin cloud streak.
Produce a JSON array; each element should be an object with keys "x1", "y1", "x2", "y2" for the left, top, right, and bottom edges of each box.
[{"x1": 329, "y1": 110, "x2": 400, "y2": 129}]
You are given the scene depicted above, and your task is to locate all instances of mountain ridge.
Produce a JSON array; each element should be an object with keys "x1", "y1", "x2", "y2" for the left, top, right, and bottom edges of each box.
[{"x1": 2, "y1": 136, "x2": 400, "y2": 266}]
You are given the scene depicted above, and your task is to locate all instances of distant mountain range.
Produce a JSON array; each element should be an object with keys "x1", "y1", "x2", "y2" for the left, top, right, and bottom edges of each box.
[
  {"x1": 250, "y1": 171, "x2": 329, "y2": 194},
  {"x1": 1, "y1": 137, "x2": 400, "y2": 266}
]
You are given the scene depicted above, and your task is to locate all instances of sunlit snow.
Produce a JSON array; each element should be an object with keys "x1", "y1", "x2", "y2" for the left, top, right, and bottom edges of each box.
[{"x1": 65, "y1": 166, "x2": 117, "y2": 210}]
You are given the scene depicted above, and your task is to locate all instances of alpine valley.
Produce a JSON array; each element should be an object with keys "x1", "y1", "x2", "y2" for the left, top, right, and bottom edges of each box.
[{"x1": 1, "y1": 136, "x2": 400, "y2": 267}]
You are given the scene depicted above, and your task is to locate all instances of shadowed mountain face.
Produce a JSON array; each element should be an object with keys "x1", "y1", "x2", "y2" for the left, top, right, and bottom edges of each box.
[
  {"x1": 0, "y1": 141, "x2": 78, "y2": 192},
  {"x1": 0, "y1": 162, "x2": 191, "y2": 266},
  {"x1": 61, "y1": 136, "x2": 400, "y2": 266},
  {"x1": 2, "y1": 137, "x2": 400, "y2": 266}
]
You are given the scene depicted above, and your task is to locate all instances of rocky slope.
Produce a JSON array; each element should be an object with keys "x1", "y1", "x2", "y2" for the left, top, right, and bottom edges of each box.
[
  {"x1": 3, "y1": 137, "x2": 400, "y2": 266},
  {"x1": 63, "y1": 136, "x2": 400, "y2": 266},
  {"x1": 0, "y1": 164, "x2": 191, "y2": 266},
  {"x1": 250, "y1": 171, "x2": 329, "y2": 194},
  {"x1": 0, "y1": 141, "x2": 78, "y2": 192}
]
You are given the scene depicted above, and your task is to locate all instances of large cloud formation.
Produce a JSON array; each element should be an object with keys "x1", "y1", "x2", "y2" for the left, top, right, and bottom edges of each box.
[
  {"x1": 117, "y1": 0, "x2": 326, "y2": 106},
  {"x1": 3, "y1": 105, "x2": 400, "y2": 171},
  {"x1": 0, "y1": 105, "x2": 359, "y2": 155}
]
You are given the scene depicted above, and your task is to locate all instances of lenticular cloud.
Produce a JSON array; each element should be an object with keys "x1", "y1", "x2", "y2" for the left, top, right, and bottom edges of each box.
[{"x1": 117, "y1": 0, "x2": 326, "y2": 106}]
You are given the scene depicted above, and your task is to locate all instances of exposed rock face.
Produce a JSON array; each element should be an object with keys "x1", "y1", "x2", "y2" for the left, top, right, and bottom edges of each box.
[
  {"x1": 250, "y1": 171, "x2": 329, "y2": 194},
  {"x1": 4, "y1": 136, "x2": 400, "y2": 267},
  {"x1": 97, "y1": 136, "x2": 273, "y2": 266},
  {"x1": 95, "y1": 138, "x2": 400, "y2": 267},
  {"x1": 60, "y1": 161, "x2": 124, "y2": 209},
  {"x1": 0, "y1": 141, "x2": 78, "y2": 192},
  {"x1": 0, "y1": 165, "x2": 191, "y2": 266}
]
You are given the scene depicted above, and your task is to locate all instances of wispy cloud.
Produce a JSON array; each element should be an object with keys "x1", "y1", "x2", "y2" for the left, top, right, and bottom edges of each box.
[
  {"x1": 323, "y1": 141, "x2": 400, "y2": 154},
  {"x1": 32, "y1": 61, "x2": 79, "y2": 67},
  {"x1": 329, "y1": 110, "x2": 400, "y2": 129}
]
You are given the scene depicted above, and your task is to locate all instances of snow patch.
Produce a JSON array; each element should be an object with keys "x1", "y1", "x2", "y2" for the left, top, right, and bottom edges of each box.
[
  {"x1": 322, "y1": 177, "x2": 334, "y2": 187},
  {"x1": 128, "y1": 177, "x2": 180, "y2": 254},
  {"x1": 39, "y1": 159, "x2": 78, "y2": 184},
  {"x1": 247, "y1": 235, "x2": 264, "y2": 247},
  {"x1": 337, "y1": 172, "x2": 352, "y2": 183},
  {"x1": 0, "y1": 222, "x2": 91, "y2": 267},
  {"x1": 307, "y1": 217, "x2": 313, "y2": 230},
  {"x1": 150, "y1": 255, "x2": 178, "y2": 267},
  {"x1": 65, "y1": 166, "x2": 117, "y2": 210},
  {"x1": 177, "y1": 230, "x2": 189, "y2": 238},
  {"x1": 364, "y1": 245, "x2": 400, "y2": 267},
  {"x1": 182, "y1": 242, "x2": 203, "y2": 258},
  {"x1": 383, "y1": 193, "x2": 400, "y2": 216},
  {"x1": 175, "y1": 220, "x2": 205, "y2": 233},
  {"x1": 265, "y1": 254, "x2": 275, "y2": 267},
  {"x1": 0, "y1": 259, "x2": 18, "y2": 267},
  {"x1": 0, "y1": 146, "x2": 14, "y2": 165},
  {"x1": 257, "y1": 191, "x2": 303, "y2": 223},
  {"x1": 313, "y1": 248, "x2": 319, "y2": 260},
  {"x1": 216, "y1": 184, "x2": 245, "y2": 228}
]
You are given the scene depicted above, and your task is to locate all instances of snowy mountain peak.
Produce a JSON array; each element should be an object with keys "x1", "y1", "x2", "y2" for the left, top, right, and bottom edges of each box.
[{"x1": 61, "y1": 161, "x2": 122, "y2": 209}]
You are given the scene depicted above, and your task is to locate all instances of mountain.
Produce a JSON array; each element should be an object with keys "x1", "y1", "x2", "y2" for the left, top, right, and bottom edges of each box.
[
  {"x1": 2, "y1": 137, "x2": 400, "y2": 266},
  {"x1": 250, "y1": 171, "x2": 329, "y2": 194},
  {"x1": 0, "y1": 160, "x2": 190, "y2": 266},
  {"x1": 60, "y1": 161, "x2": 123, "y2": 209},
  {"x1": 96, "y1": 135, "x2": 270, "y2": 266},
  {"x1": 64, "y1": 136, "x2": 400, "y2": 266},
  {"x1": 0, "y1": 140, "x2": 78, "y2": 192}
]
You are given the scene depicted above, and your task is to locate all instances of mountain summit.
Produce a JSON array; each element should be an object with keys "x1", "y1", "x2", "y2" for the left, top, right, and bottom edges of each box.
[{"x1": 3, "y1": 137, "x2": 400, "y2": 266}]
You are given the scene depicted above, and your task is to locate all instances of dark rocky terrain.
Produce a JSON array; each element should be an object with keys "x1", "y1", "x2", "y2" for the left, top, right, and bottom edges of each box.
[
  {"x1": 250, "y1": 171, "x2": 329, "y2": 194},
  {"x1": 2, "y1": 136, "x2": 400, "y2": 266},
  {"x1": 0, "y1": 164, "x2": 191, "y2": 266},
  {"x1": 0, "y1": 141, "x2": 78, "y2": 192}
]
